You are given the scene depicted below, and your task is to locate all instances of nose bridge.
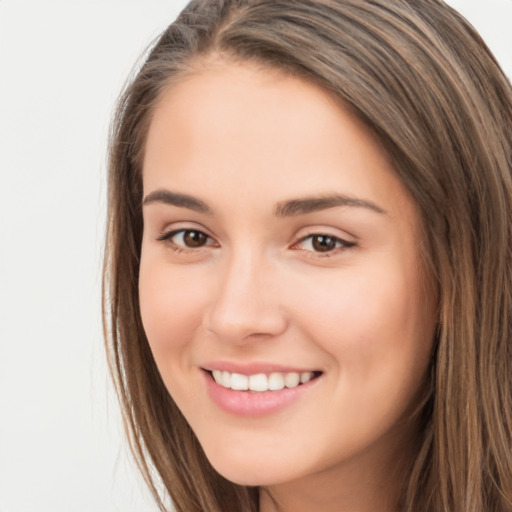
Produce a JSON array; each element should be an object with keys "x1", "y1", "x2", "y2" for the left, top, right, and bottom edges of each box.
[{"x1": 206, "y1": 243, "x2": 287, "y2": 343}]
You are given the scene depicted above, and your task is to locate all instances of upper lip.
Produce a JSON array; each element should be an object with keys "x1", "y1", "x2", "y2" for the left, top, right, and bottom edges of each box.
[{"x1": 200, "y1": 361, "x2": 321, "y2": 375}]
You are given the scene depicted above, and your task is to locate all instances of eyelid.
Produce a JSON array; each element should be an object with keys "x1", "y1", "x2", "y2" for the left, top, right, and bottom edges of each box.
[
  {"x1": 156, "y1": 227, "x2": 219, "y2": 250},
  {"x1": 154, "y1": 224, "x2": 356, "y2": 256},
  {"x1": 291, "y1": 231, "x2": 357, "y2": 255},
  {"x1": 155, "y1": 220, "x2": 215, "y2": 241}
]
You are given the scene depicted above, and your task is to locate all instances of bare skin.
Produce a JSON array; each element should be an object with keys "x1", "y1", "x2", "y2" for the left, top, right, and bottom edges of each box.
[{"x1": 139, "y1": 59, "x2": 437, "y2": 512}]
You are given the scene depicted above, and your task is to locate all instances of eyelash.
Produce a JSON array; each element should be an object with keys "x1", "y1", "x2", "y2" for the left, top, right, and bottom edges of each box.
[
  {"x1": 156, "y1": 228, "x2": 217, "y2": 253},
  {"x1": 156, "y1": 229, "x2": 356, "y2": 256},
  {"x1": 293, "y1": 233, "x2": 356, "y2": 256}
]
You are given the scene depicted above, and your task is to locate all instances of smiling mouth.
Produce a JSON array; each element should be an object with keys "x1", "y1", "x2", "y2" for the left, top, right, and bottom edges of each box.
[{"x1": 204, "y1": 369, "x2": 323, "y2": 392}]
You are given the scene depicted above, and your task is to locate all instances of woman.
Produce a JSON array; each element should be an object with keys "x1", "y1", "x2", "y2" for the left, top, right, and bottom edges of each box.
[{"x1": 103, "y1": 1, "x2": 512, "y2": 511}]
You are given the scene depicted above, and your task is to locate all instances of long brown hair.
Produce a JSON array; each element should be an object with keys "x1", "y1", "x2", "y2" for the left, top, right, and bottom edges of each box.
[{"x1": 103, "y1": 1, "x2": 512, "y2": 510}]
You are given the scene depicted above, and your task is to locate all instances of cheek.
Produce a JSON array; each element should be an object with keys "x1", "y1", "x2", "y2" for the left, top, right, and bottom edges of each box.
[
  {"x1": 138, "y1": 255, "x2": 207, "y2": 366},
  {"x1": 292, "y1": 257, "x2": 435, "y2": 389}
]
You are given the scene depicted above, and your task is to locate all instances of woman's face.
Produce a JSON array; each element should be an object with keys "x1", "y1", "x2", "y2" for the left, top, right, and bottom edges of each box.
[{"x1": 139, "y1": 61, "x2": 437, "y2": 494}]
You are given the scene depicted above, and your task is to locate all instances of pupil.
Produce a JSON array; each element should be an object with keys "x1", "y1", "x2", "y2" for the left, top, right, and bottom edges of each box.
[
  {"x1": 184, "y1": 231, "x2": 207, "y2": 247},
  {"x1": 312, "y1": 235, "x2": 336, "y2": 252}
]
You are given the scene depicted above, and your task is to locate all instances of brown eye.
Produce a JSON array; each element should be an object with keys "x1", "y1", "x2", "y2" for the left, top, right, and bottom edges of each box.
[
  {"x1": 157, "y1": 229, "x2": 215, "y2": 250},
  {"x1": 311, "y1": 235, "x2": 338, "y2": 252},
  {"x1": 295, "y1": 233, "x2": 355, "y2": 254},
  {"x1": 183, "y1": 230, "x2": 208, "y2": 247}
]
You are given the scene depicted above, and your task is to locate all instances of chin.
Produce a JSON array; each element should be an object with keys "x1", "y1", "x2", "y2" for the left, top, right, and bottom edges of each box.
[{"x1": 205, "y1": 450, "x2": 299, "y2": 487}]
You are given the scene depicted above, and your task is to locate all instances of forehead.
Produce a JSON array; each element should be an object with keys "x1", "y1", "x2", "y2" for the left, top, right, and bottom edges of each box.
[{"x1": 142, "y1": 60, "x2": 412, "y2": 217}]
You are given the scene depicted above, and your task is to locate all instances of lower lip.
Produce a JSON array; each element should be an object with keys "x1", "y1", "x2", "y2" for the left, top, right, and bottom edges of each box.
[{"x1": 203, "y1": 371, "x2": 319, "y2": 417}]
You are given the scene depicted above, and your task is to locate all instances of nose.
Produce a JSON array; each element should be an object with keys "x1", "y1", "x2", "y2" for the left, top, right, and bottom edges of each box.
[{"x1": 204, "y1": 248, "x2": 288, "y2": 344}]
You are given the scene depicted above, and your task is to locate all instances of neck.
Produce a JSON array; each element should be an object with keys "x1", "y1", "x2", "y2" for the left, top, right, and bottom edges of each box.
[{"x1": 259, "y1": 465, "x2": 398, "y2": 512}]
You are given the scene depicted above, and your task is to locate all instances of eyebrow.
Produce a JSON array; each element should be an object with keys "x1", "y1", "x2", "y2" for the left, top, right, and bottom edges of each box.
[
  {"x1": 142, "y1": 189, "x2": 386, "y2": 217},
  {"x1": 143, "y1": 189, "x2": 213, "y2": 214},
  {"x1": 274, "y1": 194, "x2": 386, "y2": 216}
]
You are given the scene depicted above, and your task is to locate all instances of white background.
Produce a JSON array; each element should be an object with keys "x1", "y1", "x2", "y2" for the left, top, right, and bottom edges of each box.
[{"x1": 0, "y1": 1, "x2": 511, "y2": 511}]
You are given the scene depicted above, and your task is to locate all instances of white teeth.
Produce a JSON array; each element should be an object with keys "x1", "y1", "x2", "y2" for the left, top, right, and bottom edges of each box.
[
  {"x1": 211, "y1": 370, "x2": 316, "y2": 391},
  {"x1": 249, "y1": 373, "x2": 268, "y2": 392},
  {"x1": 212, "y1": 370, "x2": 222, "y2": 383},
  {"x1": 230, "y1": 373, "x2": 249, "y2": 390},
  {"x1": 300, "y1": 371, "x2": 312, "y2": 384},
  {"x1": 284, "y1": 372, "x2": 300, "y2": 388},
  {"x1": 268, "y1": 372, "x2": 285, "y2": 390}
]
